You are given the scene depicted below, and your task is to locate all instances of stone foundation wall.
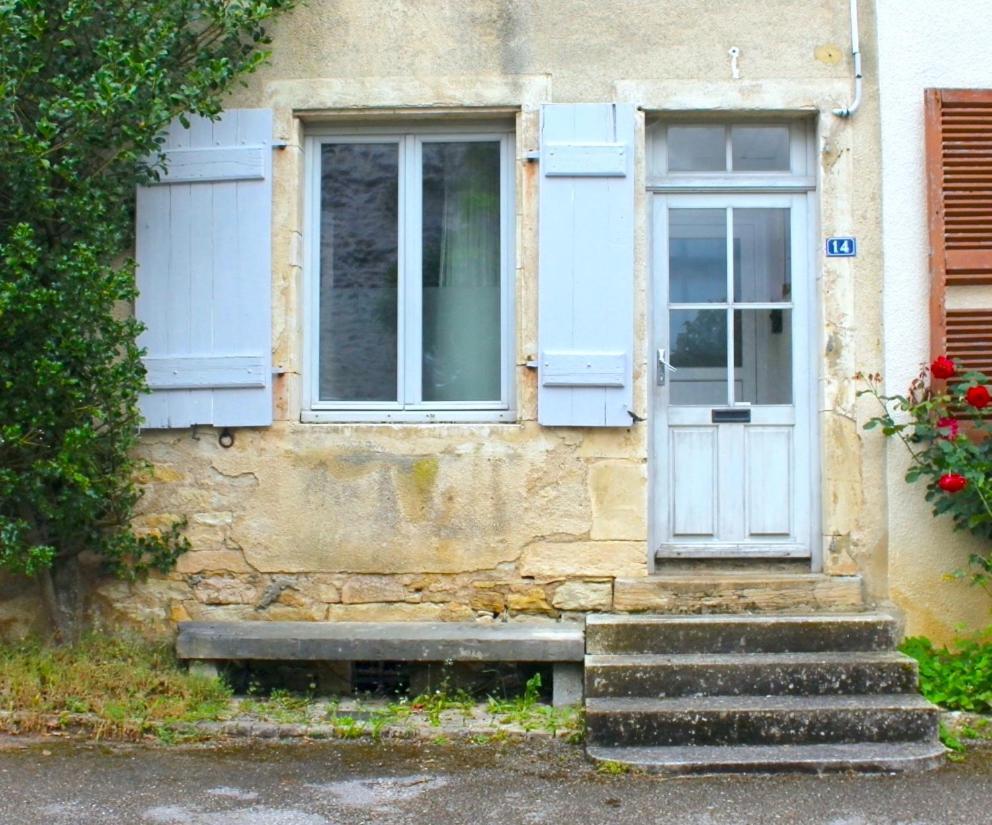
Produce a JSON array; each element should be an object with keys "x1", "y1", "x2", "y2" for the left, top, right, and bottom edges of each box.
[{"x1": 85, "y1": 421, "x2": 647, "y2": 636}]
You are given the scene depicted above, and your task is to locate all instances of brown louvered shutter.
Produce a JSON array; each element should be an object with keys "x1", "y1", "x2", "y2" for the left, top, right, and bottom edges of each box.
[{"x1": 926, "y1": 89, "x2": 992, "y2": 377}]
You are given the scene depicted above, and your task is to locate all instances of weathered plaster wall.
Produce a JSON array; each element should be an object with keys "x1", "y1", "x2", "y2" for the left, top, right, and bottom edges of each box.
[
  {"x1": 877, "y1": 0, "x2": 992, "y2": 641},
  {"x1": 3, "y1": 1, "x2": 892, "y2": 638}
]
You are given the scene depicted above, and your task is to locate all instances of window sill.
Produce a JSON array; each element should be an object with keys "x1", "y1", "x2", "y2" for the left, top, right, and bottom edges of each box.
[{"x1": 300, "y1": 409, "x2": 518, "y2": 424}]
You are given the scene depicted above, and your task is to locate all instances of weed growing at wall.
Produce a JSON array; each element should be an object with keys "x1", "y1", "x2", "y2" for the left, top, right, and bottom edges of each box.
[
  {"x1": 901, "y1": 632, "x2": 992, "y2": 714},
  {"x1": 0, "y1": 0, "x2": 295, "y2": 639}
]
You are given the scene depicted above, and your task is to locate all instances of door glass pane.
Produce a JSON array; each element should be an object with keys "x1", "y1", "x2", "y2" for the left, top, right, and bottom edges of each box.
[
  {"x1": 669, "y1": 209, "x2": 727, "y2": 303},
  {"x1": 733, "y1": 208, "x2": 791, "y2": 303},
  {"x1": 734, "y1": 309, "x2": 792, "y2": 404},
  {"x1": 668, "y1": 126, "x2": 726, "y2": 172},
  {"x1": 731, "y1": 126, "x2": 791, "y2": 171},
  {"x1": 669, "y1": 309, "x2": 728, "y2": 405},
  {"x1": 421, "y1": 141, "x2": 502, "y2": 402},
  {"x1": 319, "y1": 143, "x2": 399, "y2": 401}
]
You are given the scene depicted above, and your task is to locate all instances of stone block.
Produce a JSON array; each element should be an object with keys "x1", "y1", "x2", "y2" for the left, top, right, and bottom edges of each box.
[
  {"x1": 553, "y1": 662, "x2": 584, "y2": 707},
  {"x1": 313, "y1": 581, "x2": 342, "y2": 604},
  {"x1": 519, "y1": 541, "x2": 648, "y2": 578},
  {"x1": 257, "y1": 601, "x2": 326, "y2": 622},
  {"x1": 192, "y1": 576, "x2": 258, "y2": 605},
  {"x1": 341, "y1": 575, "x2": 417, "y2": 604},
  {"x1": 325, "y1": 602, "x2": 449, "y2": 622},
  {"x1": 589, "y1": 461, "x2": 647, "y2": 540},
  {"x1": 176, "y1": 550, "x2": 253, "y2": 575},
  {"x1": 551, "y1": 581, "x2": 612, "y2": 611},
  {"x1": 0, "y1": 590, "x2": 44, "y2": 640},
  {"x1": 469, "y1": 589, "x2": 506, "y2": 615},
  {"x1": 506, "y1": 587, "x2": 553, "y2": 614},
  {"x1": 611, "y1": 575, "x2": 865, "y2": 614},
  {"x1": 92, "y1": 578, "x2": 191, "y2": 635},
  {"x1": 185, "y1": 603, "x2": 257, "y2": 623}
]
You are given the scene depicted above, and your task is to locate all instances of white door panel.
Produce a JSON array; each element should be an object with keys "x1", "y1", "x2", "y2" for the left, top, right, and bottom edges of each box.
[
  {"x1": 745, "y1": 427, "x2": 793, "y2": 536},
  {"x1": 670, "y1": 428, "x2": 718, "y2": 537}
]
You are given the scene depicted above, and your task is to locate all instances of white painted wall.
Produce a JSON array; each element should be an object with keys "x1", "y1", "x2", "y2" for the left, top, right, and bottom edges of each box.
[{"x1": 877, "y1": 1, "x2": 992, "y2": 638}]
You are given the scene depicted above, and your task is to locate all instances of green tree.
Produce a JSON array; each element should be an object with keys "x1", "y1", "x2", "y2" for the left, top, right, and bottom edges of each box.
[{"x1": 0, "y1": 0, "x2": 295, "y2": 639}]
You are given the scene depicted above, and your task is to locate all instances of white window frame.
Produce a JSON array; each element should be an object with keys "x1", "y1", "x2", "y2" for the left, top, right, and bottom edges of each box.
[{"x1": 302, "y1": 123, "x2": 516, "y2": 423}]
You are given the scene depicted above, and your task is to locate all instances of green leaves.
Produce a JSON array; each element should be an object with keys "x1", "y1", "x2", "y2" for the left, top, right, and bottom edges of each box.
[
  {"x1": 0, "y1": 0, "x2": 293, "y2": 584},
  {"x1": 859, "y1": 367, "x2": 992, "y2": 592},
  {"x1": 902, "y1": 632, "x2": 992, "y2": 713}
]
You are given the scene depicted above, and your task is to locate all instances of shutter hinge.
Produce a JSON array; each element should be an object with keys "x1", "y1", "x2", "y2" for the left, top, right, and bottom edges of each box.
[
  {"x1": 523, "y1": 150, "x2": 540, "y2": 163},
  {"x1": 271, "y1": 141, "x2": 288, "y2": 150}
]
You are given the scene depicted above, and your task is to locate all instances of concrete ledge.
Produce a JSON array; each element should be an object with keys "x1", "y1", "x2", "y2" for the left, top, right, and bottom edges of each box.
[{"x1": 176, "y1": 621, "x2": 585, "y2": 663}]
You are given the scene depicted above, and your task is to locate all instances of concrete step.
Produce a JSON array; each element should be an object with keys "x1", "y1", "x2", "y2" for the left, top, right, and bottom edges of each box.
[
  {"x1": 584, "y1": 651, "x2": 920, "y2": 698},
  {"x1": 584, "y1": 694, "x2": 939, "y2": 747},
  {"x1": 585, "y1": 741, "x2": 947, "y2": 776},
  {"x1": 586, "y1": 612, "x2": 900, "y2": 655},
  {"x1": 613, "y1": 573, "x2": 865, "y2": 614}
]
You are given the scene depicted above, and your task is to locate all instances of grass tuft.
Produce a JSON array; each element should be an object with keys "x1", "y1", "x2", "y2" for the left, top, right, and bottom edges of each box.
[{"x1": 0, "y1": 634, "x2": 232, "y2": 740}]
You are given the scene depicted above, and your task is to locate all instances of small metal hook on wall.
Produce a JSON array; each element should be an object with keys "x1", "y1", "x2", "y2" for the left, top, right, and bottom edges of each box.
[
  {"x1": 728, "y1": 46, "x2": 741, "y2": 80},
  {"x1": 218, "y1": 428, "x2": 235, "y2": 449}
]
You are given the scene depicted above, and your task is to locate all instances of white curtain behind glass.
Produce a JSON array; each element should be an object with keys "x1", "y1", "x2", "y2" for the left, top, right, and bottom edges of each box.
[{"x1": 422, "y1": 142, "x2": 501, "y2": 402}]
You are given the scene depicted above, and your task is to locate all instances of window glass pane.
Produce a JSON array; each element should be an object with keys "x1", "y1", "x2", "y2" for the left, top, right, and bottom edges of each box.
[
  {"x1": 734, "y1": 309, "x2": 792, "y2": 404},
  {"x1": 669, "y1": 309, "x2": 728, "y2": 405},
  {"x1": 733, "y1": 208, "x2": 791, "y2": 302},
  {"x1": 669, "y1": 209, "x2": 727, "y2": 303},
  {"x1": 422, "y1": 141, "x2": 502, "y2": 402},
  {"x1": 668, "y1": 126, "x2": 726, "y2": 172},
  {"x1": 318, "y1": 143, "x2": 399, "y2": 402},
  {"x1": 731, "y1": 126, "x2": 790, "y2": 171}
]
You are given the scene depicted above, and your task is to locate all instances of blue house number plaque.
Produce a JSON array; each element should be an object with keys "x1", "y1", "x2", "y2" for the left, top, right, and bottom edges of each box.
[{"x1": 826, "y1": 236, "x2": 857, "y2": 257}]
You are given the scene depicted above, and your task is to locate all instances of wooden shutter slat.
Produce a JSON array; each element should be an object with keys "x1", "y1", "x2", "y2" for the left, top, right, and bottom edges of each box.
[
  {"x1": 946, "y1": 310, "x2": 992, "y2": 375},
  {"x1": 945, "y1": 250, "x2": 992, "y2": 279},
  {"x1": 926, "y1": 89, "x2": 992, "y2": 378}
]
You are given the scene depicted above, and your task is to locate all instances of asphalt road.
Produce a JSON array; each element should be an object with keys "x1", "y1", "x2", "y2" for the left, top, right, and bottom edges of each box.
[{"x1": 1, "y1": 737, "x2": 990, "y2": 825}]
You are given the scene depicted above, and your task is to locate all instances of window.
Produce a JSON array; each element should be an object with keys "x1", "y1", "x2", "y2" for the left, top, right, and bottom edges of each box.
[
  {"x1": 646, "y1": 119, "x2": 813, "y2": 187},
  {"x1": 303, "y1": 125, "x2": 515, "y2": 422}
]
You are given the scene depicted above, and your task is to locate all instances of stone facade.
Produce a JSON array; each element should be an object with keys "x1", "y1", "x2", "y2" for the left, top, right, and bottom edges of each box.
[{"x1": 7, "y1": 1, "x2": 982, "y2": 644}]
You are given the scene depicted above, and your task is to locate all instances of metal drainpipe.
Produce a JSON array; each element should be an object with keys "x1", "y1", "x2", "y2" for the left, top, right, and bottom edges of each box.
[{"x1": 833, "y1": 0, "x2": 863, "y2": 118}]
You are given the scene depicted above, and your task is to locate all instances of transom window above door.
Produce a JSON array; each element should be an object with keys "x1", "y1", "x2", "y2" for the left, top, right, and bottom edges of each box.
[
  {"x1": 303, "y1": 125, "x2": 515, "y2": 422},
  {"x1": 647, "y1": 119, "x2": 814, "y2": 187}
]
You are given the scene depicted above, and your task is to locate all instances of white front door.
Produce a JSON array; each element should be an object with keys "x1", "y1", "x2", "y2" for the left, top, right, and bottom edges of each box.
[{"x1": 651, "y1": 193, "x2": 813, "y2": 559}]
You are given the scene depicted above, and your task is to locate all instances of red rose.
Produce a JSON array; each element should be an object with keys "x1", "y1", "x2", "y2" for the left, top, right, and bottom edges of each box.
[
  {"x1": 938, "y1": 473, "x2": 968, "y2": 493},
  {"x1": 931, "y1": 356, "x2": 956, "y2": 380},
  {"x1": 965, "y1": 385, "x2": 991, "y2": 409},
  {"x1": 937, "y1": 417, "x2": 960, "y2": 438}
]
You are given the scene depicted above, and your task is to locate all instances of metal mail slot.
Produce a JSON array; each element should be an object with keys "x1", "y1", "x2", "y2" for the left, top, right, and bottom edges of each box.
[{"x1": 712, "y1": 408, "x2": 751, "y2": 423}]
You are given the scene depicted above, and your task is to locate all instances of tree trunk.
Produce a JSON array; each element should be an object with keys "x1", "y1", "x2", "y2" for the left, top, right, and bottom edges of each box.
[{"x1": 37, "y1": 557, "x2": 84, "y2": 644}]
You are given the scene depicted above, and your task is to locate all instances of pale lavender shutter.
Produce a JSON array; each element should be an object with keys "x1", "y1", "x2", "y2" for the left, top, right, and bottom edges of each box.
[
  {"x1": 537, "y1": 103, "x2": 635, "y2": 426},
  {"x1": 135, "y1": 109, "x2": 273, "y2": 428}
]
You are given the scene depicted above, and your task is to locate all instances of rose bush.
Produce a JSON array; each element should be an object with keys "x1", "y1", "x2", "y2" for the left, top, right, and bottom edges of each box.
[{"x1": 859, "y1": 358, "x2": 992, "y2": 595}]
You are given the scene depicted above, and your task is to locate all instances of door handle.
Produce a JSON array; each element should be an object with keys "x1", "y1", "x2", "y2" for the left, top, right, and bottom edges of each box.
[{"x1": 656, "y1": 348, "x2": 677, "y2": 386}]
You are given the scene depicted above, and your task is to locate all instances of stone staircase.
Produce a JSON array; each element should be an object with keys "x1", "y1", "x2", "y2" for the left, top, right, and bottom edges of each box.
[{"x1": 584, "y1": 611, "x2": 945, "y2": 774}]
